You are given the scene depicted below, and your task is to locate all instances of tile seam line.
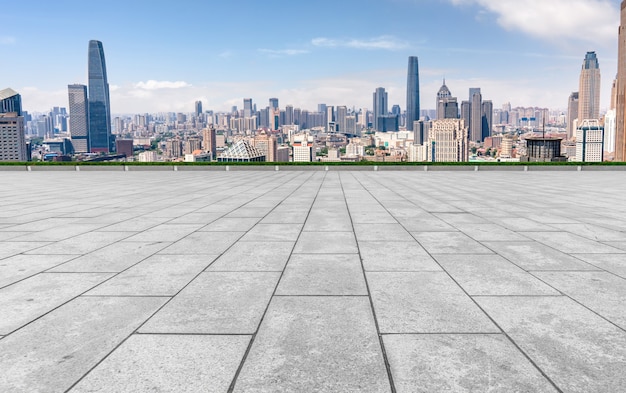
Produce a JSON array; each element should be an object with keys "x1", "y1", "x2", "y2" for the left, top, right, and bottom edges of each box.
[
  {"x1": 340, "y1": 172, "x2": 397, "y2": 393},
  {"x1": 226, "y1": 171, "x2": 327, "y2": 393},
  {"x1": 352, "y1": 171, "x2": 564, "y2": 393},
  {"x1": 61, "y1": 170, "x2": 306, "y2": 393}
]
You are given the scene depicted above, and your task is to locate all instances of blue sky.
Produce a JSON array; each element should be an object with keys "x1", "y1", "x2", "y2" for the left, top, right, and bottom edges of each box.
[{"x1": 1, "y1": 0, "x2": 620, "y2": 114}]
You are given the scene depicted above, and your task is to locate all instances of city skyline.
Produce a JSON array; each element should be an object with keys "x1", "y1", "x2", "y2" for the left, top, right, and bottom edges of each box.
[{"x1": 0, "y1": 0, "x2": 620, "y2": 113}]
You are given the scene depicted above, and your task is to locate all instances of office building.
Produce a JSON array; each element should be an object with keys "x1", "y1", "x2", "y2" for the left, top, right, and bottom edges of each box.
[
  {"x1": 285, "y1": 105, "x2": 294, "y2": 125},
  {"x1": 377, "y1": 115, "x2": 399, "y2": 132},
  {"x1": 436, "y1": 81, "x2": 459, "y2": 120},
  {"x1": 567, "y1": 92, "x2": 579, "y2": 140},
  {"x1": 469, "y1": 88, "x2": 482, "y2": 142},
  {"x1": 373, "y1": 87, "x2": 388, "y2": 132},
  {"x1": 202, "y1": 127, "x2": 217, "y2": 159},
  {"x1": 605, "y1": 110, "x2": 616, "y2": 153},
  {"x1": 406, "y1": 56, "x2": 420, "y2": 131},
  {"x1": 184, "y1": 138, "x2": 202, "y2": 155},
  {"x1": 244, "y1": 99, "x2": 253, "y2": 118},
  {"x1": 194, "y1": 101, "x2": 203, "y2": 117},
  {"x1": 115, "y1": 139, "x2": 133, "y2": 158},
  {"x1": 269, "y1": 98, "x2": 279, "y2": 110},
  {"x1": 68, "y1": 84, "x2": 90, "y2": 153},
  {"x1": 524, "y1": 138, "x2": 564, "y2": 162},
  {"x1": 253, "y1": 131, "x2": 278, "y2": 162},
  {"x1": 218, "y1": 140, "x2": 265, "y2": 162},
  {"x1": 578, "y1": 52, "x2": 601, "y2": 122},
  {"x1": 336, "y1": 106, "x2": 347, "y2": 133},
  {"x1": 0, "y1": 88, "x2": 22, "y2": 116},
  {"x1": 88, "y1": 40, "x2": 112, "y2": 153},
  {"x1": 482, "y1": 100, "x2": 493, "y2": 141},
  {"x1": 0, "y1": 112, "x2": 27, "y2": 161},
  {"x1": 292, "y1": 134, "x2": 314, "y2": 162},
  {"x1": 461, "y1": 101, "x2": 471, "y2": 131},
  {"x1": 617, "y1": 1, "x2": 626, "y2": 161},
  {"x1": 576, "y1": 119, "x2": 604, "y2": 162},
  {"x1": 426, "y1": 119, "x2": 468, "y2": 162},
  {"x1": 165, "y1": 139, "x2": 183, "y2": 158}
]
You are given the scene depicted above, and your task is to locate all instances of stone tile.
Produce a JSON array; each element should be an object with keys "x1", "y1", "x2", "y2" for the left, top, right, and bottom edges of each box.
[
  {"x1": 123, "y1": 224, "x2": 203, "y2": 242},
  {"x1": 486, "y1": 217, "x2": 560, "y2": 232},
  {"x1": 354, "y1": 223, "x2": 414, "y2": 242},
  {"x1": 435, "y1": 212, "x2": 489, "y2": 225},
  {"x1": 349, "y1": 210, "x2": 397, "y2": 224},
  {"x1": 0, "y1": 273, "x2": 112, "y2": 334},
  {"x1": 476, "y1": 296, "x2": 626, "y2": 393},
  {"x1": 49, "y1": 242, "x2": 169, "y2": 273},
  {"x1": 233, "y1": 296, "x2": 390, "y2": 393},
  {"x1": 0, "y1": 231, "x2": 32, "y2": 241},
  {"x1": 0, "y1": 296, "x2": 167, "y2": 393},
  {"x1": 573, "y1": 254, "x2": 626, "y2": 278},
  {"x1": 0, "y1": 241, "x2": 51, "y2": 259},
  {"x1": 140, "y1": 272, "x2": 279, "y2": 334},
  {"x1": 167, "y1": 212, "x2": 223, "y2": 225},
  {"x1": 25, "y1": 232, "x2": 134, "y2": 255},
  {"x1": 435, "y1": 254, "x2": 559, "y2": 296},
  {"x1": 396, "y1": 216, "x2": 457, "y2": 232},
  {"x1": 384, "y1": 334, "x2": 557, "y2": 393},
  {"x1": 69, "y1": 334, "x2": 250, "y2": 393},
  {"x1": 533, "y1": 271, "x2": 626, "y2": 329},
  {"x1": 359, "y1": 241, "x2": 441, "y2": 271},
  {"x1": 303, "y1": 213, "x2": 353, "y2": 231},
  {"x1": 261, "y1": 209, "x2": 310, "y2": 224},
  {"x1": 225, "y1": 206, "x2": 274, "y2": 218},
  {"x1": 199, "y1": 217, "x2": 261, "y2": 232},
  {"x1": 86, "y1": 255, "x2": 217, "y2": 296},
  {"x1": 158, "y1": 231, "x2": 245, "y2": 255},
  {"x1": 368, "y1": 272, "x2": 498, "y2": 333},
  {"x1": 96, "y1": 216, "x2": 171, "y2": 232},
  {"x1": 0, "y1": 254, "x2": 78, "y2": 288},
  {"x1": 455, "y1": 223, "x2": 530, "y2": 242},
  {"x1": 604, "y1": 242, "x2": 626, "y2": 252},
  {"x1": 240, "y1": 223, "x2": 302, "y2": 242},
  {"x1": 483, "y1": 242, "x2": 599, "y2": 271},
  {"x1": 523, "y1": 232, "x2": 624, "y2": 254},
  {"x1": 208, "y1": 241, "x2": 294, "y2": 271},
  {"x1": 412, "y1": 232, "x2": 494, "y2": 254},
  {"x1": 11, "y1": 224, "x2": 106, "y2": 242},
  {"x1": 294, "y1": 231, "x2": 358, "y2": 254},
  {"x1": 276, "y1": 254, "x2": 367, "y2": 295},
  {"x1": 548, "y1": 223, "x2": 626, "y2": 242}
]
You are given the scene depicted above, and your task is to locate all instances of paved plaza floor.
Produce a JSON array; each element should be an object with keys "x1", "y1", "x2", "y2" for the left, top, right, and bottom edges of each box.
[{"x1": 0, "y1": 170, "x2": 625, "y2": 392}]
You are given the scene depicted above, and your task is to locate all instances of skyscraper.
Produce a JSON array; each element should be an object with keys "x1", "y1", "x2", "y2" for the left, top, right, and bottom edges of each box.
[
  {"x1": 567, "y1": 92, "x2": 580, "y2": 140},
  {"x1": 0, "y1": 88, "x2": 22, "y2": 116},
  {"x1": 373, "y1": 87, "x2": 388, "y2": 131},
  {"x1": 336, "y1": 106, "x2": 348, "y2": 133},
  {"x1": 68, "y1": 84, "x2": 90, "y2": 153},
  {"x1": 481, "y1": 100, "x2": 493, "y2": 141},
  {"x1": 88, "y1": 40, "x2": 112, "y2": 153},
  {"x1": 618, "y1": 1, "x2": 626, "y2": 161},
  {"x1": 461, "y1": 101, "x2": 471, "y2": 130},
  {"x1": 470, "y1": 88, "x2": 482, "y2": 142},
  {"x1": 269, "y1": 98, "x2": 279, "y2": 110},
  {"x1": 427, "y1": 119, "x2": 468, "y2": 162},
  {"x1": 0, "y1": 88, "x2": 26, "y2": 161},
  {"x1": 578, "y1": 51, "x2": 601, "y2": 122},
  {"x1": 244, "y1": 98, "x2": 253, "y2": 118},
  {"x1": 436, "y1": 80, "x2": 459, "y2": 119},
  {"x1": 406, "y1": 56, "x2": 420, "y2": 131},
  {"x1": 194, "y1": 101, "x2": 203, "y2": 117}
]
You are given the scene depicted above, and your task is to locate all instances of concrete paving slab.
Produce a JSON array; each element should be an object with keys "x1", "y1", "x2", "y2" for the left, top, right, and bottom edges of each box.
[
  {"x1": 523, "y1": 232, "x2": 624, "y2": 254},
  {"x1": 208, "y1": 241, "x2": 294, "y2": 271},
  {"x1": 303, "y1": 213, "x2": 354, "y2": 231},
  {"x1": 233, "y1": 296, "x2": 390, "y2": 393},
  {"x1": 276, "y1": 254, "x2": 367, "y2": 295},
  {"x1": 49, "y1": 242, "x2": 170, "y2": 273},
  {"x1": 454, "y1": 223, "x2": 530, "y2": 241},
  {"x1": 354, "y1": 223, "x2": 414, "y2": 242},
  {"x1": 0, "y1": 272, "x2": 113, "y2": 334},
  {"x1": 11, "y1": 224, "x2": 108, "y2": 242},
  {"x1": 240, "y1": 223, "x2": 303, "y2": 242},
  {"x1": 384, "y1": 334, "x2": 557, "y2": 393},
  {"x1": 412, "y1": 232, "x2": 494, "y2": 254},
  {"x1": 368, "y1": 272, "x2": 498, "y2": 333},
  {"x1": 0, "y1": 241, "x2": 52, "y2": 259},
  {"x1": 483, "y1": 241, "x2": 599, "y2": 271},
  {"x1": 140, "y1": 272, "x2": 279, "y2": 334},
  {"x1": 294, "y1": 231, "x2": 358, "y2": 254},
  {"x1": 24, "y1": 232, "x2": 134, "y2": 255},
  {"x1": 123, "y1": 224, "x2": 203, "y2": 242},
  {"x1": 533, "y1": 271, "x2": 626, "y2": 329},
  {"x1": 476, "y1": 296, "x2": 626, "y2": 393},
  {"x1": 547, "y1": 223, "x2": 626, "y2": 242},
  {"x1": 199, "y1": 217, "x2": 261, "y2": 232},
  {"x1": 86, "y1": 255, "x2": 218, "y2": 296},
  {"x1": 359, "y1": 241, "x2": 441, "y2": 271},
  {"x1": 69, "y1": 334, "x2": 250, "y2": 393},
  {"x1": 0, "y1": 296, "x2": 167, "y2": 393},
  {"x1": 158, "y1": 231, "x2": 245, "y2": 255},
  {"x1": 396, "y1": 216, "x2": 457, "y2": 232},
  {"x1": 435, "y1": 254, "x2": 559, "y2": 296},
  {"x1": 0, "y1": 254, "x2": 78, "y2": 288},
  {"x1": 572, "y1": 254, "x2": 626, "y2": 278}
]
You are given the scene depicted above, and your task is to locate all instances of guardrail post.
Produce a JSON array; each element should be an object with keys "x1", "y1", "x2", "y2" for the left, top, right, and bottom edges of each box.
[
  {"x1": 124, "y1": 165, "x2": 129, "y2": 172},
  {"x1": 75, "y1": 166, "x2": 80, "y2": 172},
  {"x1": 275, "y1": 165, "x2": 279, "y2": 171},
  {"x1": 524, "y1": 166, "x2": 529, "y2": 172},
  {"x1": 225, "y1": 166, "x2": 230, "y2": 172},
  {"x1": 173, "y1": 166, "x2": 178, "y2": 172},
  {"x1": 577, "y1": 166, "x2": 582, "y2": 172},
  {"x1": 374, "y1": 166, "x2": 378, "y2": 172},
  {"x1": 474, "y1": 166, "x2": 479, "y2": 172},
  {"x1": 27, "y1": 166, "x2": 32, "y2": 172}
]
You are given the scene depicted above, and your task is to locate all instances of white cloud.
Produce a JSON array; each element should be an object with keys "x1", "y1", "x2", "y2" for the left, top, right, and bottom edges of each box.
[
  {"x1": 449, "y1": 0, "x2": 619, "y2": 47},
  {"x1": 312, "y1": 36, "x2": 409, "y2": 51},
  {"x1": 133, "y1": 80, "x2": 191, "y2": 90},
  {"x1": 258, "y1": 49, "x2": 309, "y2": 56},
  {"x1": 218, "y1": 51, "x2": 233, "y2": 59},
  {"x1": 0, "y1": 36, "x2": 16, "y2": 45}
]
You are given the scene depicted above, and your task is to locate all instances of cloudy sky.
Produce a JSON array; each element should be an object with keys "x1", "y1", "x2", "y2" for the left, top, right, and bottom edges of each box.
[{"x1": 1, "y1": 0, "x2": 620, "y2": 114}]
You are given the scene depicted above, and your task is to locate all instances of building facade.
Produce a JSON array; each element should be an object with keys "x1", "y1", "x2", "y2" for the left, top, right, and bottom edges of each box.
[
  {"x1": 617, "y1": 1, "x2": 626, "y2": 161},
  {"x1": 576, "y1": 119, "x2": 604, "y2": 162},
  {"x1": 567, "y1": 92, "x2": 579, "y2": 140},
  {"x1": 292, "y1": 134, "x2": 314, "y2": 162},
  {"x1": 469, "y1": 88, "x2": 482, "y2": 142},
  {"x1": 88, "y1": 40, "x2": 112, "y2": 153},
  {"x1": 0, "y1": 88, "x2": 22, "y2": 115},
  {"x1": 0, "y1": 113, "x2": 27, "y2": 161},
  {"x1": 68, "y1": 84, "x2": 90, "y2": 153},
  {"x1": 578, "y1": 52, "x2": 602, "y2": 122},
  {"x1": 406, "y1": 56, "x2": 420, "y2": 131},
  {"x1": 426, "y1": 119, "x2": 468, "y2": 162},
  {"x1": 202, "y1": 127, "x2": 217, "y2": 160},
  {"x1": 373, "y1": 87, "x2": 388, "y2": 132}
]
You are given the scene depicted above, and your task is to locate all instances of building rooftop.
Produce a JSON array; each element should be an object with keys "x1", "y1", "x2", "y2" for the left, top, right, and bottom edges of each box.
[
  {"x1": 0, "y1": 170, "x2": 625, "y2": 392},
  {"x1": 0, "y1": 87, "x2": 19, "y2": 101}
]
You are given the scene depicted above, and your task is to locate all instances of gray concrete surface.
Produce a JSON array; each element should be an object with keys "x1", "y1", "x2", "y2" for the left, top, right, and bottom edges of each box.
[{"x1": 0, "y1": 170, "x2": 625, "y2": 392}]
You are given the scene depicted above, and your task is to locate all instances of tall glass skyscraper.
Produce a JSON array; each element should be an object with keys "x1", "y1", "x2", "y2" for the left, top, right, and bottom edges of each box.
[
  {"x1": 88, "y1": 40, "x2": 112, "y2": 153},
  {"x1": 406, "y1": 56, "x2": 420, "y2": 131},
  {"x1": 68, "y1": 84, "x2": 90, "y2": 153},
  {"x1": 578, "y1": 51, "x2": 601, "y2": 123}
]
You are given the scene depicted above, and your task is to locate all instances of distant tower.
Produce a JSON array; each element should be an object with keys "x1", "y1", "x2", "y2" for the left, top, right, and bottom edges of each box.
[
  {"x1": 461, "y1": 101, "x2": 471, "y2": 131},
  {"x1": 68, "y1": 84, "x2": 90, "y2": 153},
  {"x1": 406, "y1": 56, "x2": 420, "y2": 131},
  {"x1": 269, "y1": 98, "x2": 279, "y2": 110},
  {"x1": 567, "y1": 92, "x2": 580, "y2": 140},
  {"x1": 578, "y1": 51, "x2": 601, "y2": 122},
  {"x1": 243, "y1": 98, "x2": 253, "y2": 118},
  {"x1": 469, "y1": 88, "x2": 482, "y2": 142},
  {"x1": 87, "y1": 40, "x2": 112, "y2": 153},
  {"x1": 618, "y1": 1, "x2": 626, "y2": 161},
  {"x1": 481, "y1": 100, "x2": 493, "y2": 140},
  {"x1": 194, "y1": 101, "x2": 203, "y2": 117},
  {"x1": 373, "y1": 87, "x2": 388, "y2": 131},
  {"x1": 336, "y1": 106, "x2": 348, "y2": 133},
  {"x1": 436, "y1": 80, "x2": 459, "y2": 119},
  {"x1": 0, "y1": 88, "x2": 26, "y2": 161}
]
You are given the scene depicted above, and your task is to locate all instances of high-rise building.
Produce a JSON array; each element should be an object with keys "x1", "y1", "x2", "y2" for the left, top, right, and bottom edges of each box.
[
  {"x1": 436, "y1": 80, "x2": 459, "y2": 120},
  {"x1": 326, "y1": 106, "x2": 335, "y2": 131},
  {"x1": 87, "y1": 40, "x2": 112, "y2": 153},
  {"x1": 604, "y1": 110, "x2": 616, "y2": 153},
  {"x1": 269, "y1": 98, "x2": 279, "y2": 110},
  {"x1": 0, "y1": 88, "x2": 22, "y2": 116},
  {"x1": 253, "y1": 131, "x2": 278, "y2": 162},
  {"x1": 336, "y1": 106, "x2": 347, "y2": 133},
  {"x1": 244, "y1": 98, "x2": 253, "y2": 118},
  {"x1": 618, "y1": 1, "x2": 626, "y2": 161},
  {"x1": 567, "y1": 92, "x2": 580, "y2": 140},
  {"x1": 202, "y1": 127, "x2": 217, "y2": 160},
  {"x1": 576, "y1": 119, "x2": 604, "y2": 162},
  {"x1": 194, "y1": 101, "x2": 203, "y2": 117},
  {"x1": 67, "y1": 84, "x2": 89, "y2": 153},
  {"x1": 469, "y1": 88, "x2": 482, "y2": 142},
  {"x1": 611, "y1": 77, "x2": 618, "y2": 111},
  {"x1": 318, "y1": 104, "x2": 327, "y2": 127},
  {"x1": 292, "y1": 134, "x2": 314, "y2": 162},
  {"x1": 482, "y1": 100, "x2": 493, "y2": 141},
  {"x1": 461, "y1": 101, "x2": 471, "y2": 131},
  {"x1": 578, "y1": 51, "x2": 601, "y2": 122},
  {"x1": 285, "y1": 105, "x2": 294, "y2": 125},
  {"x1": 373, "y1": 87, "x2": 388, "y2": 132},
  {"x1": 406, "y1": 56, "x2": 420, "y2": 131},
  {"x1": 426, "y1": 119, "x2": 468, "y2": 162}
]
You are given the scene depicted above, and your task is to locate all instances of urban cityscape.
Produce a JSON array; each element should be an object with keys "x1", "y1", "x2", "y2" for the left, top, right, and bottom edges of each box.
[{"x1": 2, "y1": 1, "x2": 626, "y2": 393}]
